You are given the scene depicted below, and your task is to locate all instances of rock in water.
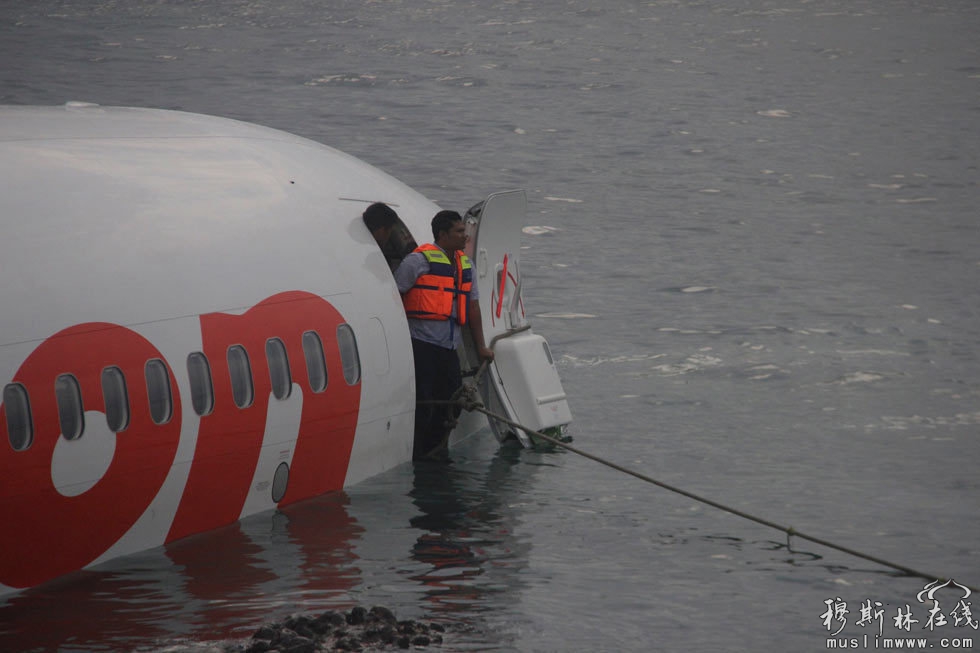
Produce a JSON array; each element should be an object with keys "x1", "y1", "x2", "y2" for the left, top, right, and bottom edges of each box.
[{"x1": 239, "y1": 606, "x2": 446, "y2": 652}]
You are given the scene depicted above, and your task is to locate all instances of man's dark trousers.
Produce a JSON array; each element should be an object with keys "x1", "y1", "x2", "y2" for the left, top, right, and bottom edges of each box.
[{"x1": 411, "y1": 338, "x2": 462, "y2": 459}]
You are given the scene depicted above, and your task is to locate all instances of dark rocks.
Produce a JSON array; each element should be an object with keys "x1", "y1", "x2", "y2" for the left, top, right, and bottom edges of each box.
[
  {"x1": 252, "y1": 625, "x2": 278, "y2": 641},
  {"x1": 346, "y1": 606, "x2": 367, "y2": 626},
  {"x1": 239, "y1": 606, "x2": 446, "y2": 651},
  {"x1": 283, "y1": 637, "x2": 317, "y2": 653},
  {"x1": 313, "y1": 610, "x2": 346, "y2": 635},
  {"x1": 244, "y1": 640, "x2": 273, "y2": 653},
  {"x1": 367, "y1": 606, "x2": 396, "y2": 626}
]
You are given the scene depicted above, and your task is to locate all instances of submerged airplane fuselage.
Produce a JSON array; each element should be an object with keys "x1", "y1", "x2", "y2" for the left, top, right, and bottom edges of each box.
[{"x1": 0, "y1": 103, "x2": 570, "y2": 593}]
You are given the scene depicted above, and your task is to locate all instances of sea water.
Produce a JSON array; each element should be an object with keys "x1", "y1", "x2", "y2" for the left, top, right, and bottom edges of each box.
[{"x1": 1, "y1": 1, "x2": 978, "y2": 651}]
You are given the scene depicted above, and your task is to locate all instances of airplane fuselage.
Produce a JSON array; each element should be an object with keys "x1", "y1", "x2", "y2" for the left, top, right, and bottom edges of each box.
[{"x1": 0, "y1": 104, "x2": 444, "y2": 591}]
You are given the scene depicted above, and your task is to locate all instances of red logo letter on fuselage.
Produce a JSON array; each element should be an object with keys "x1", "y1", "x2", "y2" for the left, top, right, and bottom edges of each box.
[
  {"x1": 166, "y1": 291, "x2": 361, "y2": 542},
  {"x1": 0, "y1": 323, "x2": 181, "y2": 588},
  {"x1": 0, "y1": 292, "x2": 361, "y2": 589}
]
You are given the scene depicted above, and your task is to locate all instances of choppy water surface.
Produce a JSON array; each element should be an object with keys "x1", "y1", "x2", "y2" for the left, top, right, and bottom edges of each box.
[{"x1": 1, "y1": 1, "x2": 978, "y2": 651}]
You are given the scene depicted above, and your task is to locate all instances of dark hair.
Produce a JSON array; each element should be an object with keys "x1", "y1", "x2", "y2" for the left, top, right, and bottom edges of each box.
[
  {"x1": 431, "y1": 210, "x2": 462, "y2": 240},
  {"x1": 362, "y1": 202, "x2": 399, "y2": 232}
]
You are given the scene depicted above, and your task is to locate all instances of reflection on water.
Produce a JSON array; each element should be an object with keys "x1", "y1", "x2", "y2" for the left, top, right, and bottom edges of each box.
[
  {"x1": 0, "y1": 493, "x2": 363, "y2": 652},
  {"x1": 407, "y1": 445, "x2": 530, "y2": 625},
  {"x1": 0, "y1": 439, "x2": 539, "y2": 652}
]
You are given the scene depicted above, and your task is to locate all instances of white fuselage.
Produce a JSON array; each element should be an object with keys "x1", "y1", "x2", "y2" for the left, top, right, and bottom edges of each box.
[{"x1": 0, "y1": 104, "x2": 483, "y2": 592}]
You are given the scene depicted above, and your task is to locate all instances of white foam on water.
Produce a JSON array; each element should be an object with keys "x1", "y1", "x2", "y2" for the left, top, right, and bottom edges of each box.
[
  {"x1": 652, "y1": 353, "x2": 723, "y2": 376},
  {"x1": 896, "y1": 197, "x2": 937, "y2": 203},
  {"x1": 522, "y1": 225, "x2": 560, "y2": 235},
  {"x1": 543, "y1": 196, "x2": 583, "y2": 203},
  {"x1": 757, "y1": 109, "x2": 791, "y2": 118},
  {"x1": 535, "y1": 312, "x2": 596, "y2": 319},
  {"x1": 836, "y1": 349, "x2": 910, "y2": 357},
  {"x1": 306, "y1": 73, "x2": 376, "y2": 86},
  {"x1": 560, "y1": 352, "x2": 666, "y2": 368},
  {"x1": 870, "y1": 412, "x2": 980, "y2": 431},
  {"x1": 745, "y1": 364, "x2": 785, "y2": 381},
  {"x1": 681, "y1": 286, "x2": 714, "y2": 293},
  {"x1": 789, "y1": 328, "x2": 829, "y2": 336},
  {"x1": 833, "y1": 372, "x2": 886, "y2": 385}
]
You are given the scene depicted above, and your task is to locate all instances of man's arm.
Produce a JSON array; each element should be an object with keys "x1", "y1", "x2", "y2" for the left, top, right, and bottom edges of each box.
[
  {"x1": 468, "y1": 300, "x2": 494, "y2": 362},
  {"x1": 393, "y1": 252, "x2": 426, "y2": 294}
]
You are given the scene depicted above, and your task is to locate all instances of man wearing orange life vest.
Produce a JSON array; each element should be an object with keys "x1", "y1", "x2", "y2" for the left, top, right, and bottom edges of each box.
[{"x1": 394, "y1": 210, "x2": 494, "y2": 459}]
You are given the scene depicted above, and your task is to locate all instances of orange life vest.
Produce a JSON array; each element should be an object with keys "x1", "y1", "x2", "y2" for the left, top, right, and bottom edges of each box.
[{"x1": 402, "y1": 244, "x2": 473, "y2": 324}]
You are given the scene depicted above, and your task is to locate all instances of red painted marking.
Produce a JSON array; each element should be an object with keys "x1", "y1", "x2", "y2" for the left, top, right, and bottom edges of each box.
[
  {"x1": 0, "y1": 291, "x2": 360, "y2": 589},
  {"x1": 0, "y1": 324, "x2": 180, "y2": 589},
  {"x1": 496, "y1": 254, "x2": 508, "y2": 319},
  {"x1": 279, "y1": 295, "x2": 360, "y2": 505},
  {"x1": 167, "y1": 291, "x2": 361, "y2": 541}
]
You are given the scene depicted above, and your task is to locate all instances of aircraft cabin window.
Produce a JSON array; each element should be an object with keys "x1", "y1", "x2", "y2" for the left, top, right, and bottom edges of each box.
[
  {"x1": 186, "y1": 352, "x2": 215, "y2": 416},
  {"x1": 4, "y1": 383, "x2": 33, "y2": 451},
  {"x1": 266, "y1": 338, "x2": 292, "y2": 401},
  {"x1": 337, "y1": 324, "x2": 361, "y2": 386},
  {"x1": 227, "y1": 345, "x2": 254, "y2": 409},
  {"x1": 101, "y1": 366, "x2": 130, "y2": 432},
  {"x1": 301, "y1": 331, "x2": 328, "y2": 393},
  {"x1": 55, "y1": 374, "x2": 85, "y2": 441},
  {"x1": 145, "y1": 359, "x2": 173, "y2": 425}
]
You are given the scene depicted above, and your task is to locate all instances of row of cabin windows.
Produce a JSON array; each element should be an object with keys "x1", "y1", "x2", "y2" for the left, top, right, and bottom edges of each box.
[{"x1": 3, "y1": 326, "x2": 361, "y2": 453}]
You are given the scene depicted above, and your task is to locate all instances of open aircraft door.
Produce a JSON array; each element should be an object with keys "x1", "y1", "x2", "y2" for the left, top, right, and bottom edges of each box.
[{"x1": 464, "y1": 190, "x2": 572, "y2": 448}]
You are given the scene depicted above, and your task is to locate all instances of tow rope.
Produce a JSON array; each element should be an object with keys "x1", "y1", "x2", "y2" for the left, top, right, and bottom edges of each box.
[{"x1": 426, "y1": 372, "x2": 973, "y2": 591}]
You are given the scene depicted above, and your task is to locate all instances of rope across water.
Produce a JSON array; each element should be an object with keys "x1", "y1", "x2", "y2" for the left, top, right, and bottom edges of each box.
[{"x1": 424, "y1": 369, "x2": 973, "y2": 591}]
